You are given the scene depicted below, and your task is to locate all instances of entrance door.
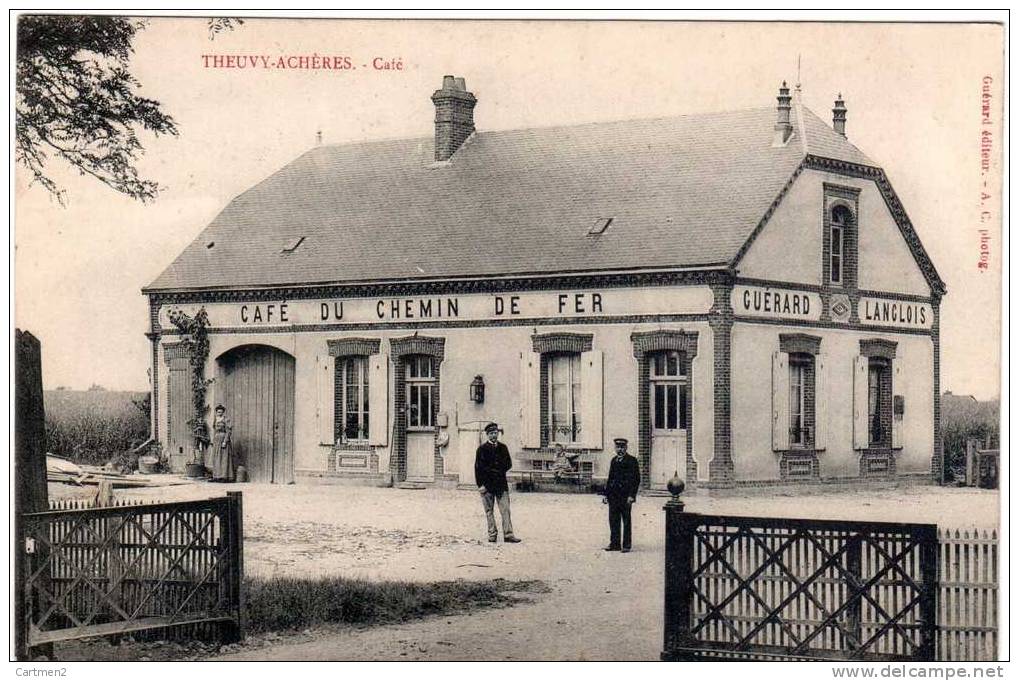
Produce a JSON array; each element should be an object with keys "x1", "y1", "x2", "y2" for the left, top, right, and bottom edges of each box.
[
  {"x1": 649, "y1": 350, "x2": 689, "y2": 487},
  {"x1": 218, "y1": 345, "x2": 295, "y2": 484},
  {"x1": 405, "y1": 355, "x2": 437, "y2": 481}
]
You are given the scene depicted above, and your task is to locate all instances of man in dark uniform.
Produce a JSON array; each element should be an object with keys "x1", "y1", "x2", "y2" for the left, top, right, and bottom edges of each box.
[
  {"x1": 603, "y1": 437, "x2": 640, "y2": 552},
  {"x1": 475, "y1": 422, "x2": 521, "y2": 543}
]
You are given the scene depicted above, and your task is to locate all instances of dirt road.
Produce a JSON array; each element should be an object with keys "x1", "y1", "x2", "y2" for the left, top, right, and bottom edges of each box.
[{"x1": 89, "y1": 480, "x2": 997, "y2": 661}]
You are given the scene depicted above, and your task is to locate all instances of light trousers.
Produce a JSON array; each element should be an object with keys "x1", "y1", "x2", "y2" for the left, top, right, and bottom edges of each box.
[{"x1": 481, "y1": 490, "x2": 515, "y2": 540}]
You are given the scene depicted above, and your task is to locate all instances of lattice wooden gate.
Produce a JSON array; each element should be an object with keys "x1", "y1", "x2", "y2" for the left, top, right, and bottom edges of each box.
[
  {"x1": 662, "y1": 506, "x2": 938, "y2": 661},
  {"x1": 19, "y1": 493, "x2": 244, "y2": 650}
]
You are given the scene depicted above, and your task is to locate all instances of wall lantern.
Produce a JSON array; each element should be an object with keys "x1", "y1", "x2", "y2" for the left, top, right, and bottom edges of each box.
[{"x1": 470, "y1": 375, "x2": 485, "y2": 403}]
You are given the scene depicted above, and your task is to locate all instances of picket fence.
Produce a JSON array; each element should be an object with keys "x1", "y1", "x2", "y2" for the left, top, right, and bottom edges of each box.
[{"x1": 938, "y1": 529, "x2": 998, "y2": 661}]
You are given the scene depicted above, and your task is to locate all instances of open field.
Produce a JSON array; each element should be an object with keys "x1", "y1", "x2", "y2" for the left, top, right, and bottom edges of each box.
[{"x1": 49, "y1": 479, "x2": 999, "y2": 661}]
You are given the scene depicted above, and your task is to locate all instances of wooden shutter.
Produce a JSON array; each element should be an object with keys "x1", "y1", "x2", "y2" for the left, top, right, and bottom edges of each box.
[
  {"x1": 519, "y1": 351, "x2": 541, "y2": 448},
  {"x1": 771, "y1": 351, "x2": 790, "y2": 451},
  {"x1": 316, "y1": 355, "x2": 334, "y2": 445},
  {"x1": 891, "y1": 360, "x2": 904, "y2": 449},
  {"x1": 368, "y1": 353, "x2": 389, "y2": 446},
  {"x1": 814, "y1": 353, "x2": 828, "y2": 451},
  {"x1": 579, "y1": 350, "x2": 604, "y2": 450},
  {"x1": 852, "y1": 355, "x2": 869, "y2": 450}
]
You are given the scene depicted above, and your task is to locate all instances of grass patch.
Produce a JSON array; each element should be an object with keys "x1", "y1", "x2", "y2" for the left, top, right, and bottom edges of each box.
[{"x1": 244, "y1": 576, "x2": 547, "y2": 634}]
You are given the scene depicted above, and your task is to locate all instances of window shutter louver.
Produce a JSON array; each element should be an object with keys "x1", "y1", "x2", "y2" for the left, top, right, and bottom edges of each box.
[
  {"x1": 814, "y1": 353, "x2": 828, "y2": 451},
  {"x1": 316, "y1": 355, "x2": 334, "y2": 445},
  {"x1": 519, "y1": 351, "x2": 541, "y2": 448},
  {"x1": 852, "y1": 355, "x2": 870, "y2": 450},
  {"x1": 579, "y1": 350, "x2": 603, "y2": 450},
  {"x1": 368, "y1": 353, "x2": 389, "y2": 445},
  {"x1": 771, "y1": 351, "x2": 790, "y2": 451}
]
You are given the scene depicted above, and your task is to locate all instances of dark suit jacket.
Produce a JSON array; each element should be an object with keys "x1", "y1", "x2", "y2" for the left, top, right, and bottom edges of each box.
[
  {"x1": 605, "y1": 454, "x2": 640, "y2": 502},
  {"x1": 475, "y1": 441, "x2": 513, "y2": 494}
]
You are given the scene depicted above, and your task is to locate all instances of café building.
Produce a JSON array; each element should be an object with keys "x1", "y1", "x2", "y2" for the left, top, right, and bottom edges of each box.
[{"x1": 144, "y1": 77, "x2": 945, "y2": 489}]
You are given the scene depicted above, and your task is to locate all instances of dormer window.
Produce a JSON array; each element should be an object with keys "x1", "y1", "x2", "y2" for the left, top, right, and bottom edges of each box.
[{"x1": 830, "y1": 205, "x2": 850, "y2": 285}]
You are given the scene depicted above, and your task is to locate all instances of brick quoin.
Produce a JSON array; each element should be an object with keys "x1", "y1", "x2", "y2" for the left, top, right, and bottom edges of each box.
[
  {"x1": 708, "y1": 281, "x2": 735, "y2": 484},
  {"x1": 931, "y1": 296, "x2": 943, "y2": 481}
]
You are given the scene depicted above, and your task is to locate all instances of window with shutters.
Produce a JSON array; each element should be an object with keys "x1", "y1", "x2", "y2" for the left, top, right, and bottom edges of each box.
[
  {"x1": 406, "y1": 355, "x2": 437, "y2": 430},
  {"x1": 774, "y1": 334, "x2": 824, "y2": 455},
  {"x1": 650, "y1": 350, "x2": 688, "y2": 432},
  {"x1": 335, "y1": 355, "x2": 369, "y2": 443},
  {"x1": 547, "y1": 353, "x2": 581, "y2": 444}
]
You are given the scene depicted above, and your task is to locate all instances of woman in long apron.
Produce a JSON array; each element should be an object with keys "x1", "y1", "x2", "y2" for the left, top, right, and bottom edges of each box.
[{"x1": 207, "y1": 404, "x2": 234, "y2": 482}]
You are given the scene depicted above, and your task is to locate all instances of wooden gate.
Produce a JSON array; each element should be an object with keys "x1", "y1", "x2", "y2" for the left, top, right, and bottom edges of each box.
[
  {"x1": 663, "y1": 505, "x2": 938, "y2": 661},
  {"x1": 19, "y1": 494, "x2": 244, "y2": 649},
  {"x1": 219, "y1": 345, "x2": 295, "y2": 484}
]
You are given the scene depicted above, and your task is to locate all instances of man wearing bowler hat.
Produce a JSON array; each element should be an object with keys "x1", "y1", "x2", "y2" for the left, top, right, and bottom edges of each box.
[
  {"x1": 475, "y1": 422, "x2": 521, "y2": 543},
  {"x1": 603, "y1": 437, "x2": 640, "y2": 552}
]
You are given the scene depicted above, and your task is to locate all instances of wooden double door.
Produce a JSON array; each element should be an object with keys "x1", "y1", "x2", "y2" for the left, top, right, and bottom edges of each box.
[{"x1": 218, "y1": 345, "x2": 295, "y2": 484}]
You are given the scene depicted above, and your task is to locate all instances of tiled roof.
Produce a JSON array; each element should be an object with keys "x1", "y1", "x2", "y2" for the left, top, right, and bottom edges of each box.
[{"x1": 145, "y1": 106, "x2": 875, "y2": 292}]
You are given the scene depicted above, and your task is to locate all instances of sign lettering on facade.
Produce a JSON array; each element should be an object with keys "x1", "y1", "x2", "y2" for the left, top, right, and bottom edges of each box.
[
  {"x1": 732, "y1": 285, "x2": 821, "y2": 321},
  {"x1": 859, "y1": 297, "x2": 933, "y2": 329},
  {"x1": 159, "y1": 286, "x2": 714, "y2": 329}
]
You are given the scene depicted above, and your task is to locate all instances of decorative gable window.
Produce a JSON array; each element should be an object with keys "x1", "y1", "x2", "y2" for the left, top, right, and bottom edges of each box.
[
  {"x1": 823, "y1": 184, "x2": 860, "y2": 290},
  {"x1": 830, "y1": 205, "x2": 849, "y2": 285}
]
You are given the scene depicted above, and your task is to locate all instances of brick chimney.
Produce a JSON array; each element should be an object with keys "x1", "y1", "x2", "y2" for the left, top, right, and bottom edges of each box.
[
  {"x1": 431, "y1": 75, "x2": 476, "y2": 162},
  {"x1": 772, "y1": 81, "x2": 793, "y2": 146},
  {"x1": 832, "y1": 93, "x2": 847, "y2": 138}
]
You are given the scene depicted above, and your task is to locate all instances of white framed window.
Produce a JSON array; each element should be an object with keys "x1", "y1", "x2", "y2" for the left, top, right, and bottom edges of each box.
[
  {"x1": 788, "y1": 355, "x2": 811, "y2": 447},
  {"x1": 830, "y1": 205, "x2": 850, "y2": 285},
  {"x1": 337, "y1": 356, "x2": 370, "y2": 443},
  {"x1": 651, "y1": 350, "x2": 688, "y2": 432},
  {"x1": 406, "y1": 355, "x2": 436, "y2": 430},
  {"x1": 867, "y1": 359, "x2": 891, "y2": 447},
  {"x1": 548, "y1": 353, "x2": 581, "y2": 444}
]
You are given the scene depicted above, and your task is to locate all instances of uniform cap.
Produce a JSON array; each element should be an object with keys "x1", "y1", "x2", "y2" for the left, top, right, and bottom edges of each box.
[{"x1": 485, "y1": 422, "x2": 500, "y2": 433}]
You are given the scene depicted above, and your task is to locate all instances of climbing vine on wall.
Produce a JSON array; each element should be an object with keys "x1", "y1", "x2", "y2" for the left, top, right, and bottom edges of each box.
[{"x1": 166, "y1": 307, "x2": 212, "y2": 454}]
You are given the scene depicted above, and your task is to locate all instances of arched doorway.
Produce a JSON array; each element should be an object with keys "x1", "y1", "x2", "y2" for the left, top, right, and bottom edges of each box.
[{"x1": 217, "y1": 345, "x2": 295, "y2": 484}]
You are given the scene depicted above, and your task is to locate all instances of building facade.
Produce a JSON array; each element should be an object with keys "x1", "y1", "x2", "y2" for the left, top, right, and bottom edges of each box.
[{"x1": 144, "y1": 77, "x2": 945, "y2": 489}]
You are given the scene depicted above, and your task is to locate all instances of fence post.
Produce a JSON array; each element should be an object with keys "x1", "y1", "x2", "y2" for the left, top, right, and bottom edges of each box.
[
  {"x1": 845, "y1": 533, "x2": 863, "y2": 652},
  {"x1": 15, "y1": 330, "x2": 52, "y2": 660},
  {"x1": 221, "y1": 491, "x2": 245, "y2": 643},
  {"x1": 917, "y1": 524, "x2": 939, "y2": 661},
  {"x1": 662, "y1": 482, "x2": 697, "y2": 661}
]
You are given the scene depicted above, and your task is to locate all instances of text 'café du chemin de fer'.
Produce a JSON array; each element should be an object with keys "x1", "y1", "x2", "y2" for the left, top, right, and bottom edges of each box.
[{"x1": 144, "y1": 76, "x2": 944, "y2": 490}]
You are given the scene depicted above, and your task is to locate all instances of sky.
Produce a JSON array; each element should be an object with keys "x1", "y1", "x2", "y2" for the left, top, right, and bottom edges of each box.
[{"x1": 13, "y1": 18, "x2": 1005, "y2": 399}]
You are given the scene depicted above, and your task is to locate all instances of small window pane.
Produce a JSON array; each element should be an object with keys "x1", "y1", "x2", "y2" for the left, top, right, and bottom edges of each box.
[
  {"x1": 679, "y1": 385, "x2": 688, "y2": 429},
  {"x1": 666, "y1": 385, "x2": 678, "y2": 430},
  {"x1": 653, "y1": 354, "x2": 665, "y2": 376},
  {"x1": 666, "y1": 352, "x2": 679, "y2": 376},
  {"x1": 654, "y1": 385, "x2": 665, "y2": 429}
]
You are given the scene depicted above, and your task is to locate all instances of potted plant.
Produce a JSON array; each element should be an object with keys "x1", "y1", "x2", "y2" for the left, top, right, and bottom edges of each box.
[{"x1": 186, "y1": 422, "x2": 210, "y2": 478}]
